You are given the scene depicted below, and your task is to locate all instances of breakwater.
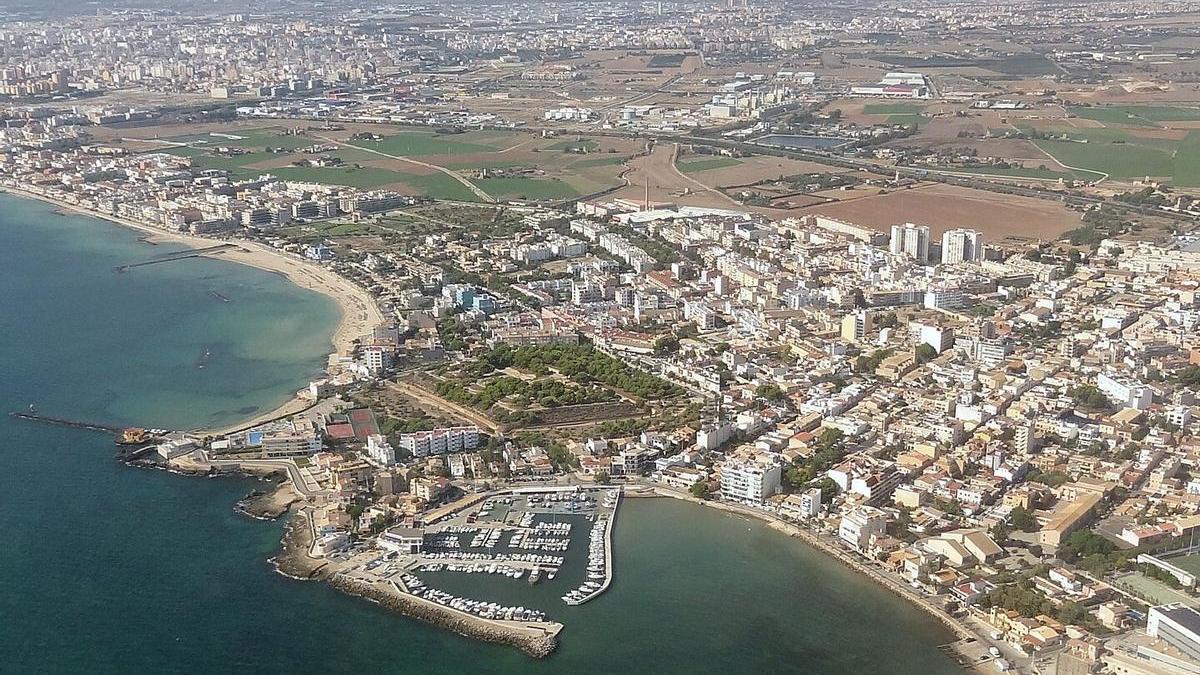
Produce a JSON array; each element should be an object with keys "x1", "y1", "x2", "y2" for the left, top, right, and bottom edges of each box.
[{"x1": 329, "y1": 576, "x2": 560, "y2": 659}]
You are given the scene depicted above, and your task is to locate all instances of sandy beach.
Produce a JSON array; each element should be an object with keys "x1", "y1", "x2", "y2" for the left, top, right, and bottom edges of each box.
[{"x1": 2, "y1": 186, "x2": 386, "y2": 435}]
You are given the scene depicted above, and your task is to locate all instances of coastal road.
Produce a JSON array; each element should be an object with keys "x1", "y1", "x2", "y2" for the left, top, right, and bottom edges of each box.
[{"x1": 204, "y1": 455, "x2": 327, "y2": 497}]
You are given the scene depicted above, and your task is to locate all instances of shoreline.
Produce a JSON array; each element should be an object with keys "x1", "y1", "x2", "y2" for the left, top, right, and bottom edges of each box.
[{"x1": 1, "y1": 186, "x2": 385, "y2": 436}]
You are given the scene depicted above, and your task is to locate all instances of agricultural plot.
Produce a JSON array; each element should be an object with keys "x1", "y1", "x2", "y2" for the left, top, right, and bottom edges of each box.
[
  {"x1": 152, "y1": 123, "x2": 632, "y2": 202},
  {"x1": 863, "y1": 103, "x2": 927, "y2": 115},
  {"x1": 1022, "y1": 125, "x2": 1200, "y2": 183},
  {"x1": 546, "y1": 138, "x2": 599, "y2": 152},
  {"x1": 349, "y1": 130, "x2": 504, "y2": 157},
  {"x1": 1069, "y1": 105, "x2": 1200, "y2": 127},
  {"x1": 932, "y1": 164, "x2": 1078, "y2": 180},
  {"x1": 676, "y1": 157, "x2": 743, "y2": 173}
]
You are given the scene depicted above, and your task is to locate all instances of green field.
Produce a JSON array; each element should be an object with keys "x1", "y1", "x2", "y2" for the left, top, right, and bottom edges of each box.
[
  {"x1": 350, "y1": 130, "x2": 502, "y2": 157},
  {"x1": 864, "y1": 103, "x2": 926, "y2": 115},
  {"x1": 677, "y1": 157, "x2": 743, "y2": 173},
  {"x1": 1070, "y1": 105, "x2": 1200, "y2": 127},
  {"x1": 175, "y1": 128, "x2": 317, "y2": 151},
  {"x1": 935, "y1": 164, "x2": 1077, "y2": 180},
  {"x1": 1115, "y1": 572, "x2": 1200, "y2": 607},
  {"x1": 1165, "y1": 553, "x2": 1200, "y2": 577},
  {"x1": 887, "y1": 113, "x2": 925, "y2": 127},
  {"x1": 164, "y1": 146, "x2": 266, "y2": 172},
  {"x1": 476, "y1": 177, "x2": 580, "y2": 200},
  {"x1": 168, "y1": 147, "x2": 483, "y2": 200},
  {"x1": 1022, "y1": 125, "x2": 1200, "y2": 184}
]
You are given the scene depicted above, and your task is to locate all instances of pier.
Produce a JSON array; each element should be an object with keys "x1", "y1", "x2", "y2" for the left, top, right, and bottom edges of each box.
[
  {"x1": 114, "y1": 243, "x2": 239, "y2": 273},
  {"x1": 8, "y1": 411, "x2": 123, "y2": 434},
  {"x1": 564, "y1": 487, "x2": 620, "y2": 606}
]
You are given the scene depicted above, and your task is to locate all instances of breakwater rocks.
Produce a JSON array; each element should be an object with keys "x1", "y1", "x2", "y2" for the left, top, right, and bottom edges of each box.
[
  {"x1": 329, "y1": 576, "x2": 559, "y2": 659},
  {"x1": 274, "y1": 510, "x2": 328, "y2": 580},
  {"x1": 237, "y1": 481, "x2": 299, "y2": 520}
]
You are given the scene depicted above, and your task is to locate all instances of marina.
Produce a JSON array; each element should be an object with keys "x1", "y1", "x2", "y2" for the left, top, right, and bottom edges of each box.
[{"x1": 330, "y1": 485, "x2": 622, "y2": 651}]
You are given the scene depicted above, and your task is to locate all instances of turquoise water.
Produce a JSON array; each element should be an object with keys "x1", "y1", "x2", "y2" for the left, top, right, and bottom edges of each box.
[{"x1": 0, "y1": 193, "x2": 962, "y2": 673}]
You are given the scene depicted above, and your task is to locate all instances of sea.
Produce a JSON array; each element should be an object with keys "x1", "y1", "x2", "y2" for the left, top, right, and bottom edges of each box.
[{"x1": 0, "y1": 193, "x2": 963, "y2": 674}]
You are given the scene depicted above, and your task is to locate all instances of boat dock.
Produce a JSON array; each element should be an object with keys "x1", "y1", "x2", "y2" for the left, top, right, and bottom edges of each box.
[
  {"x1": 114, "y1": 243, "x2": 239, "y2": 273},
  {"x1": 563, "y1": 487, "x2": 620, "y2": 606}
]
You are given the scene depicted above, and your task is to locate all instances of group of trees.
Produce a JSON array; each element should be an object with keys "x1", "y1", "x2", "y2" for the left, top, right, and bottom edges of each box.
[
  {"x1": 1178, "y1": 365, "x2": 1200, "y2": 391},
  {"x1": 1025, "y1": 467, "x2": 1072, "y2": 489},
  {"x1": 437, "y1": 317, "x2": 469, "y2": 352},
  {"x1": 1064, "y1": 207, "x2": 1133, "y2": 248},
  {"x1": 1070, "y1": 385, "x2": 1111, "y2": 411},
  {"x1": 436, "y1": 375, "x2": 615, "y2": 410},
  {"x1": 1113, "y1": 186, "x2": 1171, "y2": 208},
  {"x1": 978, "y1": 579, "x2": 1090, "y2": 628},
  {"x1": 653, "y1": 334, "x2": 680, "y2": 356},
  {"x1": 915, "y1": 344, "x2": 938, "y2": 364},
  {"x1": 755, "y1": 383, "x2": 786, "y2": 403},
  {"x1": 1060, "y1": 530, "x2": 1134, "y2": 576},
  {"x1": 378, "y1": 415, "x2": 436, "y2": 436},
  {"x1": 783, "y1": 428, "x2": 847, "y2": 491},
  {"x1": 463, "y1": 344, "x2": 683, "y2": 400},
  {"x1": 855, "y1": 348, "x2": 893, "y2": 373},
  {"x1": 546, "y1": 442, "x2": 579, "y2": 472}
]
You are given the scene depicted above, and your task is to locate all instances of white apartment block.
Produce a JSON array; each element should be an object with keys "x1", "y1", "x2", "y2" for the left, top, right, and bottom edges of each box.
[
  {"x1": 396, "y1": 426, "x2": 481, "y2": 458},
  {"x1": 720, "y1": 458, "x2": 782, "y2": 504},
  {"x1": 889, "y1": 223, "x2": 930, "y2": 264},
  {"x1": 941, "y1": 228, "x2": 984, "y2": 264},
  {"x1": 1097, "y1": 372, "x2": 1153, "y2": 410},
  {"x1": 838, "y1": 506, "x2": 888, "y2": 551},
  {"x1": 366, "y1": 433, "x2": 395, "y2": 466}
]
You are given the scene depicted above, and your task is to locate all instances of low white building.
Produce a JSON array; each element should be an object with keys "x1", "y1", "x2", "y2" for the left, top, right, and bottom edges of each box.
[
  {"x1": 378, "y1": 526, "x2": 425, "y2": 554},
  {"x1": 779, "y1": 487, "x2": 822, "y2": 519},
  {"x1": 157, "y1": 438, "x2": 197, "y2": 460}
]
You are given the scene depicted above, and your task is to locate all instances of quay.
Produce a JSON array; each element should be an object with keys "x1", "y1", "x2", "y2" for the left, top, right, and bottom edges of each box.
[{"x1": 114, "y1": 243, "x2": 239, "y2": 273}]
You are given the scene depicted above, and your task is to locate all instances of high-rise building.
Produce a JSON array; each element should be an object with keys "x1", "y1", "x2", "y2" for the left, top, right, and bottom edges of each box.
[
  {"x1": 941, "y1": 228, "x2": 985, "y2": 264},
  {"x1": 840, "y1": 309, "x2": 875, "y2": 342},
  {"x1": 889, "y1": 223, "x2": 931, "y2": 263}
]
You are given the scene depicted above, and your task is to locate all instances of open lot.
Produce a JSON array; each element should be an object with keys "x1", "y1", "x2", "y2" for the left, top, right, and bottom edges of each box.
[
  {"x1": 110, "y1": 121, "x2": 637, "y2": 202},
  {"x1": 795, "y1": 182, "x2": 1081, "y2": 240}
]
